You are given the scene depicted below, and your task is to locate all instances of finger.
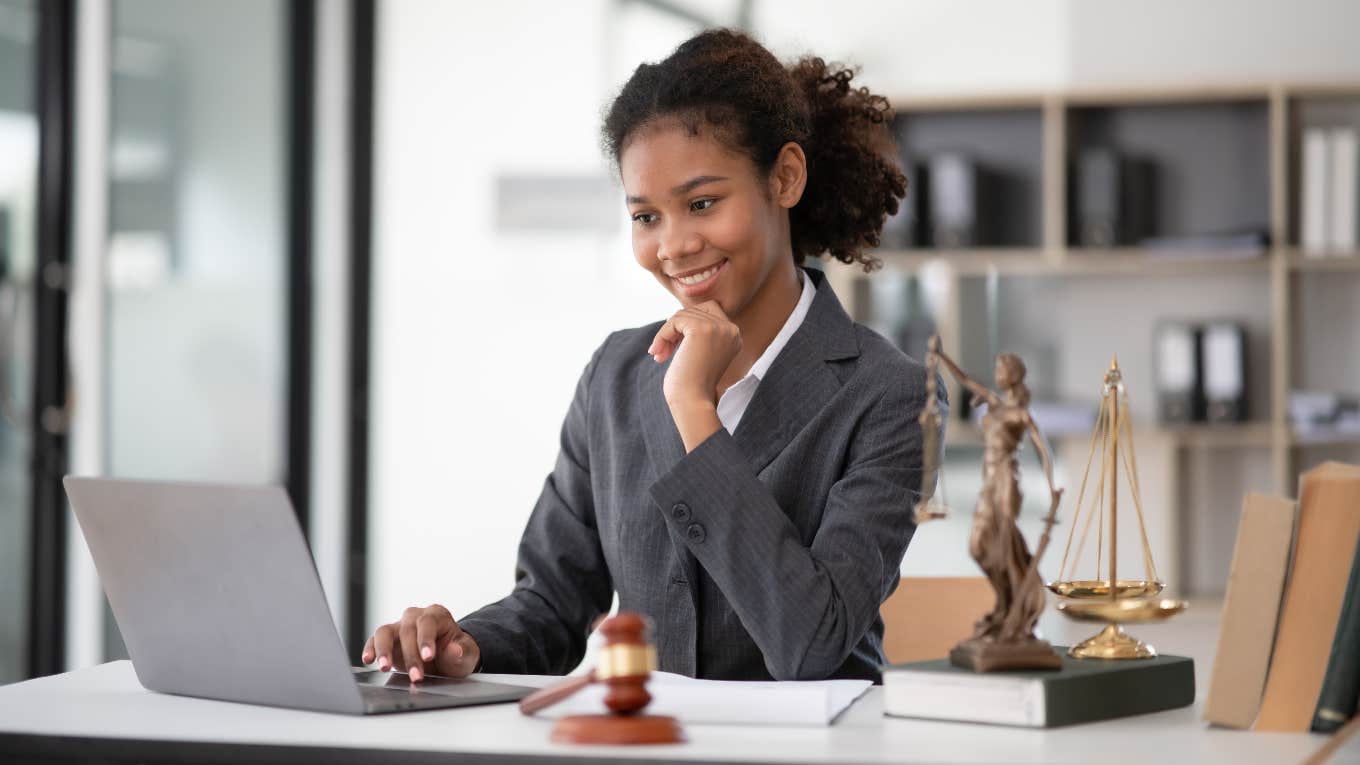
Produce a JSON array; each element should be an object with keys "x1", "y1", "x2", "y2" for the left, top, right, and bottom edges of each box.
[
  {"x1": 692, "y1": 300, "x2": 729, "y2": 320},
  {"x1": 415, "y1": 609, "x2": 449, "y2": 663},
  {"x1": 648, "y1": 317, "x2": 683, "y2": 361},
  {"x1": 372, "y1": 624, "x2": 396, "y2": 671},
  {"x1": 362, "y1": 636, "x2": 375, "y2": 665},
  {"x1": 437, "y1": 631, "x2": 477, "y2": 678},
  {"x1": 398, "y1": 611, "x2": 423, "y2": 681},
  {"x1": 653, "y1": 309, "x2": 715, "y2": 360}
]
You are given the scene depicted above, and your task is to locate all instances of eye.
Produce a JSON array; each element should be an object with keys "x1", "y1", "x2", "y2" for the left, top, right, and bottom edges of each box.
[
  {"x1": 631, "y1": 212, "x2": 658, "y2": 226},
  {"x1": 690, "y1": 197, "x2": 718, "y2": 212}
]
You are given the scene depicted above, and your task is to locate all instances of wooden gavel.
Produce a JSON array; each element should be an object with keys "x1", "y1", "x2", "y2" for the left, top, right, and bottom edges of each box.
[{"x1": 518, "y1": 612, "x2": 683, "y2": 745}]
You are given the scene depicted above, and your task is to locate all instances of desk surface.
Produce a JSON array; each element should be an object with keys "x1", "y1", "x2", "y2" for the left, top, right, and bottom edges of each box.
[{"x1": 0, "y1": 659, "x2": 1337, "y2": 765}]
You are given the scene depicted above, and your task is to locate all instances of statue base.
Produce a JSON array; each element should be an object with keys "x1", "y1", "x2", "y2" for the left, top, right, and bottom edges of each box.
[
  {"x1": 949, "y1": 636, "x2": 1064, "y2": 673},
  {"x1": 550, "y1": 714, "x2": 685, "y2": 745}
]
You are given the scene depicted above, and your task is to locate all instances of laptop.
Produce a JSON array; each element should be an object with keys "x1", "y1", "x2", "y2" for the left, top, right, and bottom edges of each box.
[{"x1": 63, "y1": 476, "x2": 534, "y2": 715}]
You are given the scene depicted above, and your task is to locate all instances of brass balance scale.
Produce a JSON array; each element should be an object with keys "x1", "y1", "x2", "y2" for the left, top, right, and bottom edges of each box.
[{"x1": 1048, "y1": 357, "x2": 1189, "y2": 659}]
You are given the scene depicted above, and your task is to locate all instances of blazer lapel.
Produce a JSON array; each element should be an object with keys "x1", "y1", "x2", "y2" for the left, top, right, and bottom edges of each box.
[{"x1": 731, "y1": 267, "x2": 861, "y2": 476}]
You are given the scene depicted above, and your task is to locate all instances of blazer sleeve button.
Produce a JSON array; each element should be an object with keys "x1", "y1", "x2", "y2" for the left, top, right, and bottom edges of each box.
[
  {"x1": 686, "y1": 523, "x2": 706, "y2": 543},
  {"x1": 671, "y1": 502, "x2": 692, "y2": 523}
]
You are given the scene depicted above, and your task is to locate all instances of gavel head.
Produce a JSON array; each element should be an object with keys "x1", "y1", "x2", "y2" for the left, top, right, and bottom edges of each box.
[{"x1": 595, "y1": 612, "x2": 657, "y2": 715}]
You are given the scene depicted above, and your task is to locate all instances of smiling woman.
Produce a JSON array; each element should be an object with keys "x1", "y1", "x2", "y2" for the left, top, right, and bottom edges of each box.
[{"x1": 363, "y1": 27, "x2": 945, "y2": 684}]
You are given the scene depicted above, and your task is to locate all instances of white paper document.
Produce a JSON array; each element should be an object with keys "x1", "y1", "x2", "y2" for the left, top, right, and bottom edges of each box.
[{"x1": 474, "y1": 671, "x2": 871, "y2": 726}]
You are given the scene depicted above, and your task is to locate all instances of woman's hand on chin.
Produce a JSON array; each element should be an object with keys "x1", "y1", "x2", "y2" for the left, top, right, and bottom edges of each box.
[{"x1": 648, "y1": 300, "x2": 741, "y2": 451}]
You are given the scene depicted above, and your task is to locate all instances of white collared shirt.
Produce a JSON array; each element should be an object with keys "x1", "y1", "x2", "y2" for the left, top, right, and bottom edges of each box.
[{"x1": 715, "y1": 268, "x2": 817, "y2": 432}]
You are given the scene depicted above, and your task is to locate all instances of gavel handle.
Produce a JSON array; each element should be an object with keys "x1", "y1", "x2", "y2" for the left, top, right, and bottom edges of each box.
[{"x1": 517, "y1": 670, "x2": 596, "y2": 716}]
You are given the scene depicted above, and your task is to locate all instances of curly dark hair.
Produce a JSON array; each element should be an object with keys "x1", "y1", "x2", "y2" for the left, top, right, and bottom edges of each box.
[{"x1": 602, "y1": 28, "x2": 906, "y2": 272}]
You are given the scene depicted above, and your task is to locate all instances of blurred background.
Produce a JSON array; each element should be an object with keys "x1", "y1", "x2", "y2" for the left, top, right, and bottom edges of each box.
[{"x1": 2, "y1": 0, "x2": 1358, "y2": 684}]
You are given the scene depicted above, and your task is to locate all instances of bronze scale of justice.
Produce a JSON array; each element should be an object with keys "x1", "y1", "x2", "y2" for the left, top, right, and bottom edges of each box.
[{"x1": 914, "y1": 336, "x2": 1187, "y2": 671}]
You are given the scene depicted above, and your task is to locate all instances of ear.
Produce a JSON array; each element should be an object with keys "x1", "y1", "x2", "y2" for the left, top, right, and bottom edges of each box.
[{"x1": 767, "y1": 141, "x2": 807, "y2": 209}]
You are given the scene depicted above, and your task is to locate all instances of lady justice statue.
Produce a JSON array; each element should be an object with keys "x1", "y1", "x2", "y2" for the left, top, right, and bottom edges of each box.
[{"x1": 915, "y1": 335, "x2": 1065, "y2": 672}]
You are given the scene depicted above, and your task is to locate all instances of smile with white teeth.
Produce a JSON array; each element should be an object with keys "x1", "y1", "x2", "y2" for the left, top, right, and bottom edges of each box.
[{"x1": 675, "y1": 264, "x2": 721, "y2": 285}]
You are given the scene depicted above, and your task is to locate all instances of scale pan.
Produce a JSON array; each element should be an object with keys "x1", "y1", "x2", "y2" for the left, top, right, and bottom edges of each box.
[
  {"x1": 1046, "y1": 579, "x2": 1165, "y2": 599},
  {"x1": 1057, "y1": 597, "x2": 1187, "y2": 624}
]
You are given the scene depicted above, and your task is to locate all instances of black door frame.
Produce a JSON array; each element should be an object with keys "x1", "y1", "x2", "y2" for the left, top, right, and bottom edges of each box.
[
  {"x1": 344, "y1": 0, "x2": 375, "y2": 663},
  {"x1": 287, "y1": 0, "x2": 317, "y2": 537},
  {"x1": 28, "y1": 0, "x2": 76, "y2": 680}
]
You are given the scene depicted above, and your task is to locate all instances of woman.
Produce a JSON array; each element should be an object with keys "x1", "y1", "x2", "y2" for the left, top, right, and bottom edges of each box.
[{"x1": 362, "y1": 28, "x2": 945, "y2": 683}]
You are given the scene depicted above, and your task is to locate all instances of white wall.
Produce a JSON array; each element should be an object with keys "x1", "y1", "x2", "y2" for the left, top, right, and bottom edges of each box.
[
  {"x1": 1064, "y1": 0, "x2": 1360, "y2": 86},
  {"x1": 753, "y1": 0, "x2": 1360, "y2": 95},
  {"x1": 369, "y1": 0, "x2": 687, "y2": 627},
  {"x1": 754, "y1": 0, "x2": 1070, "y2": 95}
]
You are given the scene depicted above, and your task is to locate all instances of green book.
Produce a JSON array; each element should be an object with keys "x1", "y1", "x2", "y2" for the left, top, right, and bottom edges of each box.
[
  {"x1": 882, "y1": 650, "x2": 1195, "y2": 728},
  {"x1": 1312, "y1": 531, "x2": 1360, "y2": 733}
]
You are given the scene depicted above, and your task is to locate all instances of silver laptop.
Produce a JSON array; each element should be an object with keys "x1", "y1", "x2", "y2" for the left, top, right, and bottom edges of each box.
[{"x1": 63, "y1": 476, "x2": 534, "y2": 715}]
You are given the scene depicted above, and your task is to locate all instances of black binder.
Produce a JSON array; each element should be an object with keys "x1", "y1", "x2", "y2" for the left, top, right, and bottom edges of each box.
[
  {"x1": 929, "y1": 153, "x2": 995, "y2": 248},
  {"x1": 1154, "y1": 321, "x2": 1204, "y2": 423},
  {"x1": 1072, "y1": 148, "x2": 1156, "y2": 247}
]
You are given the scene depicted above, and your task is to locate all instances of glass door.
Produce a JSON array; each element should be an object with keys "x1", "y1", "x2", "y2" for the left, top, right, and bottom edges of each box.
[
  {"x1": 0, "y1": 0, "x2": 38, "y2": 685},
  {"x1": 100, "y1": 0, "x2": 291, "y2": 658}
]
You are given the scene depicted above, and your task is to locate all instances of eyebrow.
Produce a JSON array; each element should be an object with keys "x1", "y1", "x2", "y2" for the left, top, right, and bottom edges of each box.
[{"x1": 626, "y1": 175, "x2": 729, "y2": 205}]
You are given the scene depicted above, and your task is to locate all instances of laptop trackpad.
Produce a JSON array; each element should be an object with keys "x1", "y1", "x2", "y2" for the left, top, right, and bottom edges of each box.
[{"x1": 353, "y1": 669, "x2": 531, "y2": 699}]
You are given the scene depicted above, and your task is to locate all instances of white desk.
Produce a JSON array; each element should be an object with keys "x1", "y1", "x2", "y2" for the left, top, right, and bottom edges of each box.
[{"x1": 0, "y1": 659, "x2": 1338, "y2": 764}]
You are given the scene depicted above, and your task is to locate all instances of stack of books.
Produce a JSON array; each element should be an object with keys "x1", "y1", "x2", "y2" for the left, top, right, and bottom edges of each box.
[
  {"x1": 1204, "y1": 464, "x2": 1360, "y2": 734},
  {"x1": 882, "y1": 652, "x2": 1194, "y2": 728}
]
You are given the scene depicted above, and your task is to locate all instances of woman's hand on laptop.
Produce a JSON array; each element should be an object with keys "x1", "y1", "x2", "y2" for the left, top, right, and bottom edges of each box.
[{"x1": 361, "y1": 604, "x2": 480, "y2": 682}]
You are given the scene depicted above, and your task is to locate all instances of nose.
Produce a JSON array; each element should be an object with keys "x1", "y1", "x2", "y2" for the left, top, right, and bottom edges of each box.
[{"x1": 656, "y1": 219, "x2": 704, "y2": 262}]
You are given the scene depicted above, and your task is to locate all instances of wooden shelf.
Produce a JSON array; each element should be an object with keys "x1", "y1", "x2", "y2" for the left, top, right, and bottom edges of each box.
[
  {"x1": 872, "y1": 248, "x2": 1271, "y2": 277},
  {"x1": 874, "y1": 248, "x2": 1050, "y2": 275},
  {"x1": 849, "y1": 81, "x2": 1360, "y2": 502},
  {"x1": 1062, "y1": 249, "x2": 1271, "y2": 276},
  {"x1": 1286, "y1": 249, "x2": 1360, "y2": 270},
  {"x1": 1283, "y1": 82, "x2": 1360, "y2": 99},
  {"x1": 1290, "y1": 429, "x2": 1360, "y2": 447},
  {"x1": 1165, "y1": 422, "x2": 1276, "y2": 449},
  {"x1": 1062, "y1": 83, "x2": 1270, "y2": 106},
  {"x1": 889, "y1": 93, "x2": 1045, "y2": 113},
  {"x1": 944, "y1": 421, "x2": 1275, "y2": 449}
]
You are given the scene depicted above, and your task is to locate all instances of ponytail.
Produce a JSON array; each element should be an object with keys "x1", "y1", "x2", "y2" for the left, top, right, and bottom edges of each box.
[{"x1": 786, "y1": 56, "x2": 906, "y2": 271}]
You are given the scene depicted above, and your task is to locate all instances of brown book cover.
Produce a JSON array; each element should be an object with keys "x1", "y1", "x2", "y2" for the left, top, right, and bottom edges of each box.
[
  {"x1": 1255, "y1": 462, "x2": 1360, "y2": 731},
  {"x1": 880, "y1": 577, "x2": 994, "y2": 665},
  {"x1": 1203, "y1": 493, "x2": 1297, "y2": 728}
]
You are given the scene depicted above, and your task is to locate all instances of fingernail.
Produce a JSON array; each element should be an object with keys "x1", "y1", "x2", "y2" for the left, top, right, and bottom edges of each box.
[
  {"x1": 451, "y1": 643, "x2": 463, "y2": 658},
  {"x1": 421, "y1": 645, "x2": 433, "y2": 661},
  {"x1": 378, "y1": 656, "x2": 388, "y2": 670},
  {"x1": 410, "y1": 666, "x2": 422, "y2": 682}
]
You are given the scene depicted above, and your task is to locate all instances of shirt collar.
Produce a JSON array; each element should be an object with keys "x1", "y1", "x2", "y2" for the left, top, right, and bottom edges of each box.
[{"x1": 745, "y1": 267, "x2": 817, "y2": 383}]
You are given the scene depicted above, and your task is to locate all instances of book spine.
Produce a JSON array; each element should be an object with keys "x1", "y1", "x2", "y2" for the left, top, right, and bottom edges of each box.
[
  {"x1": 1045, "y1": 659, "x2": 1196, "y2": 727},
  {"x1": 1302, "y1": 128, "x2": 1331, "y2": 257},
  {"x1": 1312, "y1": 532, "x2": 1360, "y2": 733},
  {"x1": 1331, "y1": 128, "x2": 1358, "y2": 254}
]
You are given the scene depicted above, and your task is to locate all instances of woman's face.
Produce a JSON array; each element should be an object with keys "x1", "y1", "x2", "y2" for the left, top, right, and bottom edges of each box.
[{"x1": 620, "y1": 122, "x2": 802, "y2": 318}]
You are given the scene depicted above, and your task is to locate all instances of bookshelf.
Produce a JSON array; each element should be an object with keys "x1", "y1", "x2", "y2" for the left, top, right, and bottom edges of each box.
[{"x1": 823, "y1": 82, "x2": 1360, "y2": 595}]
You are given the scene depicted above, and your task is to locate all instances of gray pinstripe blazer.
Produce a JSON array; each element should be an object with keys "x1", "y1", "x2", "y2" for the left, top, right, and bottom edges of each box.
[{"x1": 458, "y1": 266, "x2": 947, "y2": 682}]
